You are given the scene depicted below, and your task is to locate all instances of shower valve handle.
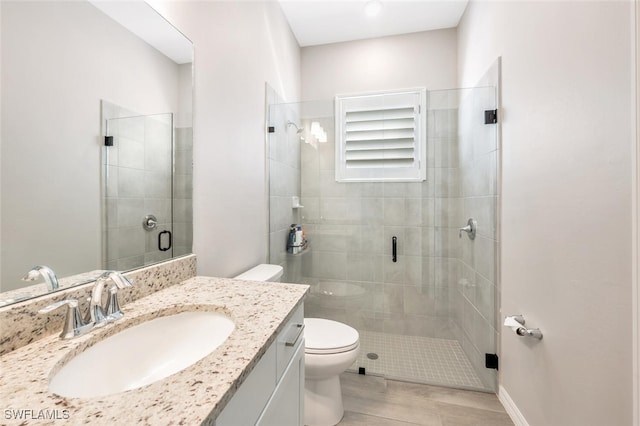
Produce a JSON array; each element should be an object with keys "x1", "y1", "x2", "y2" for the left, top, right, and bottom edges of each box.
[
  {"x1": 459, "y1": 219, "x2": 477, "y2": 240},
  {"x1": 143, "y1": 214, "x2": 157, "y2": 231},
  {"x1": 459, "y1": 225, "x2": 472, "y2": 237}
]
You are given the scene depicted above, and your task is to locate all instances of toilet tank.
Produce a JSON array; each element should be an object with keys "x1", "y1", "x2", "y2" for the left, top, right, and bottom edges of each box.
[{"x1": 233, "y1": 264, "x2": 284, "y2": 282}]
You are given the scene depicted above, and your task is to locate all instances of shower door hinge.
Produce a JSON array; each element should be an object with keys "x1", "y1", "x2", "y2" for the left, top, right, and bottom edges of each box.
[
  {"x1": 485, "y1": 353, "x2": 499, "y2": 370},
  {"x1": 484, "y1": 109, "x2": 498, "y2": 124},
  {"x1": 104, "y1": 136, "x2": 114, "y2": 146},
  {"x1": 268, "y1": 126, "x2": 275, "y2": 133}
]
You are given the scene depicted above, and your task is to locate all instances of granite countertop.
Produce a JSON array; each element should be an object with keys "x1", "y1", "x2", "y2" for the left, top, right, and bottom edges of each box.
[{"x1": 0, "y1": 276, "x2": 309, "y2": 425}]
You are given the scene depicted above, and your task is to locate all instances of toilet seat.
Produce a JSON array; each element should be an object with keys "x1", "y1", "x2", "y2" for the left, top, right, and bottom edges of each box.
[{"x1": 304, "y1": 318, "x2": 359, "y2": 355}]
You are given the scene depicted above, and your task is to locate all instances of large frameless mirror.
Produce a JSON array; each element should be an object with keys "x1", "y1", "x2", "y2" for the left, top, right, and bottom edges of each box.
[{"x1": 0, "y1": 0, "x2": 193, "y2": 305}]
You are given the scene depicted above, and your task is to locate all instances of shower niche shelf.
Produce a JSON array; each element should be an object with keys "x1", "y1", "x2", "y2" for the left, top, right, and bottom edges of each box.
[
  {"x1": 292, "y1": 196, "x2": 304, "y2": 209},
  {"x1": 286, "y1": 242, "x2": 310, "y2": 257}
]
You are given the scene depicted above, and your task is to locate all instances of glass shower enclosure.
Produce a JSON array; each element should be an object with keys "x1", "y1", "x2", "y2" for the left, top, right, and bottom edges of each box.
[
  {"x1": 103, "y1": 112, "x2": 176, "y2": 271},
  {"x1": 268, "y1": 86, "x2": 499, "y2": 392}
]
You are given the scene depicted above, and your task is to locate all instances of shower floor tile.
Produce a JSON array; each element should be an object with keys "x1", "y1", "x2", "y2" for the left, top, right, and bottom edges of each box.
[{"x1": 349, "y1": 330, "x2": 486, "y2": 390}]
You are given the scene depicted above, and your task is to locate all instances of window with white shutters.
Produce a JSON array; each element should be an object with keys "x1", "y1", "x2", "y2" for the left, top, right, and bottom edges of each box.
[{"x1": 335, "y1": 89, "x2": 426, "y2": 182}]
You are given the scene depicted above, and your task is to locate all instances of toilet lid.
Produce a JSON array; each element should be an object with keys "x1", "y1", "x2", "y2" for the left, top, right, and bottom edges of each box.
[{"x1": 304, "y1": 318, "x2": 359, "y2": 354}]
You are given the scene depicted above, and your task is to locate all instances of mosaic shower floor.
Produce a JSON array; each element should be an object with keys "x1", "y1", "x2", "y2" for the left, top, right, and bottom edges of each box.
[{"x1": 349, "y1": 330, "x2": 485, "y2": 390}]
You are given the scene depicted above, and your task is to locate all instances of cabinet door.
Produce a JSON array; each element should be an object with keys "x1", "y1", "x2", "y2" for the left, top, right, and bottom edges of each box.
[
  {"x1": 215, "y1": 344, "x2": 277, "y2": 426},
  {"x1": 256, "y1": 340, "x2": 304, "y2": 426}
]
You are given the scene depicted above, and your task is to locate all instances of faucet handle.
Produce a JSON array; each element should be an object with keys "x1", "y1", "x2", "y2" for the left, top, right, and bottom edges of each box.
[
  {"x1": 105, "y1": 286, "x2": 125, "y2": 320},
  {"x1": 39, "y1": 299, "x2": 91, "y2": 339},
  {"x1": 92, "y1": 271, "x2": 132, "y2": 323}
]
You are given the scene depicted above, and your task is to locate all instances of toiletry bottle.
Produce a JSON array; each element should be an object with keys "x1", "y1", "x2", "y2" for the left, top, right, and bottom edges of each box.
[{"x1": 287, "y1": 224, "x2": 296, "y2": 253}]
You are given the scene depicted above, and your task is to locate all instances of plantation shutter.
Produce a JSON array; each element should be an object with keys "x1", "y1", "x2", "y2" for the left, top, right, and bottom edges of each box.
[{"x1": 335, "y1": 89, "x2": 426, "y2": 182}]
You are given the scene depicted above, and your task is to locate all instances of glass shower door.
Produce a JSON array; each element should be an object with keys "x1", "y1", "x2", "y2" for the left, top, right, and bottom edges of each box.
[
  {"x1": 103, "y1": 113, "x2": 174, "y2": 271},
  {"x1": 429, "y1": 86, "x2": 499, "y2": 391},
  {"x1": 268, "y1": 84, "x2": 499, "y2": 392}
]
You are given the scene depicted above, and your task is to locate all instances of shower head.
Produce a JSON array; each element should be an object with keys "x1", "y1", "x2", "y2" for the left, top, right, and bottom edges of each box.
[{"x1": 286, "y1": 121, "x2": 303, "y2": 134}]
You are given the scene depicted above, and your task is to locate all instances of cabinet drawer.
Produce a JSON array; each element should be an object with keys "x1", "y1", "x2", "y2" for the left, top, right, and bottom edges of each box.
[{"x1": 276, "y1": 304, "x2": 304, "y2": 381}]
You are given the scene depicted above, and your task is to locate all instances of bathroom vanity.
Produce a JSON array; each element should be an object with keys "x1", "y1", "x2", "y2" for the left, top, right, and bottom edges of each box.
[
  {"x1": 0, "y1": 270, "x2": 308, "y2": 425},
  {"x1": 216, "y1": 304, "x2": 305, "y2": 426}
]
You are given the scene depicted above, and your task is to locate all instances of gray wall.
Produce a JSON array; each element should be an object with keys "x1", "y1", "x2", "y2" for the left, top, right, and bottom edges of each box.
[{"x1": 459, "y1": 1, "x2": 633, "y2": 424}]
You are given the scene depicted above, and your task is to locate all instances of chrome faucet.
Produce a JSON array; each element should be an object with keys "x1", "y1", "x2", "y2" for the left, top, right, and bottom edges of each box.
[
  {"x1": 39, "y1": 271, "x2": 133, "y2": 339},
  {"x1": 88, "y1": 271, "x2": 133, "y2": 327},
  {"x1": 39, "y1": 299, "x2": 92, "y2": 339},
  {"x1": 22, "y1": 265, "x2": 59, "y2": 291}
]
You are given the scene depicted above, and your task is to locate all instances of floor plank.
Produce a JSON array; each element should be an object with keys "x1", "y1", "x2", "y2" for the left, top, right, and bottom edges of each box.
[
  {"x1": 338, "y1": 373, "x2": 514, "y2": 426},
  {"x1": 339, "y1": 411, "x2": 423, "y2": 426}
]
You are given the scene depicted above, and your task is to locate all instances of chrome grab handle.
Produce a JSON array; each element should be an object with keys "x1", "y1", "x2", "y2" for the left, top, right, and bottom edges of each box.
[
  {"x1": 284, "y1": 323, "x2": 305, "y2": 347},
  {"x1": 39, "y1": 299, "x2": 91, "y2": 339},
  {"x1": 459, "y1": 218, "x2": 477, "y2": 240}
]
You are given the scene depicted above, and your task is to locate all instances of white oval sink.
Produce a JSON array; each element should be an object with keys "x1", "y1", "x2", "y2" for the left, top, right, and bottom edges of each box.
[{"x1": 49, "y1": 311, "x2": 234, "y2": 398}]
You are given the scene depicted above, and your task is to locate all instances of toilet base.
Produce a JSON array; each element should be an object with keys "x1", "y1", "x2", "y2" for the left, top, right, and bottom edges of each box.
[{"x1": 304, "y1": 375, "x2": 344, "y2": 426}]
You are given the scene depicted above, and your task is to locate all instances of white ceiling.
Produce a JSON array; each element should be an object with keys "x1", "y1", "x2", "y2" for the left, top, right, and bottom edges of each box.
[{"x1": 278, "y1": 0, "x2": 469, "y2": 47}]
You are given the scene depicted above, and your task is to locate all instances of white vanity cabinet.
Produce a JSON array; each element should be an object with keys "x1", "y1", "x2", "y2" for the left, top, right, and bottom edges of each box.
[{"x1": 215, "y1": 305, "x2": 305, "y2": 426}]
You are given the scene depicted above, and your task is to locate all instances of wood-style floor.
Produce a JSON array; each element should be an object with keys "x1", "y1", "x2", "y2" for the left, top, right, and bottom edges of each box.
[{"x1": 338, "y1": 373, "x2": 515, "y2": 426}]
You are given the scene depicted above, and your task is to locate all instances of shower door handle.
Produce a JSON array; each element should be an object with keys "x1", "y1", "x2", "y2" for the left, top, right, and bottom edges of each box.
[
  {"x1": 392, "y1": 236, "x2": 397, "y2": 263},
  {"x1": 158, "y1": 230, "x2": 172, "y2": 252}
]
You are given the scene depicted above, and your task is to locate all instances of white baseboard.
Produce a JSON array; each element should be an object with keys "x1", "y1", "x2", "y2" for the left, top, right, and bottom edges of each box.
[{"x1": 498, "y1": 385, "x2": 529, "y2": 426}]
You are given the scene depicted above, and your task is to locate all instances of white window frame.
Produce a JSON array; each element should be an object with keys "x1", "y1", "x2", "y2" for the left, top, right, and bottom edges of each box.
[{"x1": 335, "y1": 88, "x2": 427, "y2": 183}]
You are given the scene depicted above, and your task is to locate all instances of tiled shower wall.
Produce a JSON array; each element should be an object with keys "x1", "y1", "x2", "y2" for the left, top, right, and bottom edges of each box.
[
  {"x1": 174, "y1": 126, "x2": 193, "y2": 257},
  {"x1": 287, "y1": 99, "x2": 462, "y2": 340}
]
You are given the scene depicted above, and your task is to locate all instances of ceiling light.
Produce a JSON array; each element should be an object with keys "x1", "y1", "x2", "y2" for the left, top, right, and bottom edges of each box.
[{"x1": 364, "y1": 0, "x2": 383, "y2": 17}]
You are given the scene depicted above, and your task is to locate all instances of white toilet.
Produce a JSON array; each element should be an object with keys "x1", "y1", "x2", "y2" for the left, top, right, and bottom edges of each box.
[
  {"x1": 303, "y1": 318, "x2": 359, "y2": 426},
  {"x1": 234, "y1": 264, "x2": 360, "y2": 426},
  {"x1": 233, "y1": 263, "x2": 284, "y2": 282}
]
